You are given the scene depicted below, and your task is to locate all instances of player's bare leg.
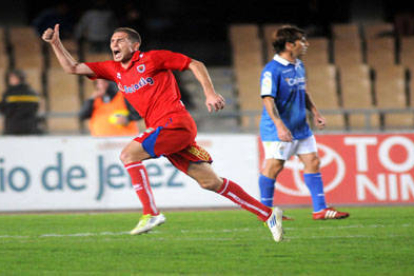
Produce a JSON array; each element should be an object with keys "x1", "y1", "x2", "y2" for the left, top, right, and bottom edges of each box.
[
  {"x1": 261, "y1": 158, "x2": 285, "y2": 179},
  {"x1": 120, "y1": 140, "x2": 165, "y2": 234},
  {"x1": 299, "y1": 152, "x2": 349, "y2": 220},
  {"x1": 187, "y1": 162, "x2": 284, "y2": 242},
  {"x1": 298, "y1": 152, "x2": 320, "y2": 174},
  {"x1": 120, "y1": 140, "x2": 151, "y2": 164},
  {"x1": 186, "y1": 162, "x2": 223, "y2": 191}
]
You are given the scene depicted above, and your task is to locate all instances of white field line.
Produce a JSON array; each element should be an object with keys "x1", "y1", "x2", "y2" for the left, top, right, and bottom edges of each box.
[{"x1": 0, "y1": 223, "x2": 411, "y2": 240}]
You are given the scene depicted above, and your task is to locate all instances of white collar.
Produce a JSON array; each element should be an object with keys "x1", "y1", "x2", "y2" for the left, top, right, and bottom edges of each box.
[{"x1": 273, "y1": 54, "x2": 297, "y2": 66}]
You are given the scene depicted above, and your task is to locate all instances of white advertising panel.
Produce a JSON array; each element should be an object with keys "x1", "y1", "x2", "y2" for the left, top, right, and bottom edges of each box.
[{"x1": 0, "y1": 135, "x2": 259, "y2": 212}]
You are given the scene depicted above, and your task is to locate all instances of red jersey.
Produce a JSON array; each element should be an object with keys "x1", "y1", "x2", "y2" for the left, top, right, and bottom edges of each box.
[{"x1": 85, "y1": 50, "x2": 192, "y2": 127}]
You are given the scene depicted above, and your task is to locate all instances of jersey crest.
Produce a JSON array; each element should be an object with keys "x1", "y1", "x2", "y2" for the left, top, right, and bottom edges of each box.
[{"x1": 137, "y1": 64, "x2": 146, "y2": 73}]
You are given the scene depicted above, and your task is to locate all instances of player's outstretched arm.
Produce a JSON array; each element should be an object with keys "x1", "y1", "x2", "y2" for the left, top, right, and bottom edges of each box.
[
  {"x1": 42, "y1": 24, "x2": 94, "y2": 77},
  {"x1": 188, "y1": 59, "x2": 225, "y2": 112}
]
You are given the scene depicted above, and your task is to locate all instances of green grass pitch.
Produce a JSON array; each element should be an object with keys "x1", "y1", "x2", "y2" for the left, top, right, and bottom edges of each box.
[{"x1": 0, "y1": 206, "x2": 413, "y2": 276}]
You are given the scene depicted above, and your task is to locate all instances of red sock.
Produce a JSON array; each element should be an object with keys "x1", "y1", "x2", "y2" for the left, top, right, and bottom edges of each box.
[
  {"x1": 125, "y1": 162, "x2": 159, "y2": 216},
  {"x1": 217, "y1": 178, "x2": 272, "y2": 221}
]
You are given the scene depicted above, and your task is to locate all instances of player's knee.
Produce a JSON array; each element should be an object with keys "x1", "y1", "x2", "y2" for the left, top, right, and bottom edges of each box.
[
  {"x1": 262, "y1": 160, "x2": 284, "y2": 178},
  {"x1": 273, "y1": 163, "x2": 284, "y2": 175},
  {"x1": 308, "y1": 156, "x2": 321, "y2": 171},
  {"x1": 198, "y1": 177, "x2": 222, "y2": 191},
  {"x1": 119, "y1": 150, "x2": 130, "y2": 164},
  {"x1": 119, "y1": 149, "x2": 140, "y2": 164}
]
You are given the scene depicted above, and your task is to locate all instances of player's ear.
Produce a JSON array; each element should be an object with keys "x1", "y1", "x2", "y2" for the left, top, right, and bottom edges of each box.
[
  {"x1": 285, "y1": 41, "x2": 294, "y2": 51},
  {"x1": 133, "y1": 42, "x2": 140, "y2": 51}
]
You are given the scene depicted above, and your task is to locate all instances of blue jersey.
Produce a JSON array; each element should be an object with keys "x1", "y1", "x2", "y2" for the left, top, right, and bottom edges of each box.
[{"x1": 259, "y1": 55, "x2": 312, "y2": 141}]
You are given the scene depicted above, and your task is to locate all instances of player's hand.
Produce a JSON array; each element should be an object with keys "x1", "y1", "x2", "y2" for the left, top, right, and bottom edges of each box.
[
  {"x1": 42, "y1": 24, "x2": 60, "y2": 44},
  {"x1": 115, "y1": 115, "x2": 129, "y2": 126},
  {"x1": 278, "y1": 125, "x2": 293, "y2": 142},
  {"x1": 313, "y1": 113, "x2": 326, "y2": 130},
  {"x1": 205, "y1": 93, "x2": 225, "y2": 112}
]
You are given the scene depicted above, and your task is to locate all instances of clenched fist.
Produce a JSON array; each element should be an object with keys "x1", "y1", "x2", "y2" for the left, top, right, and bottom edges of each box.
[{"x1": 42, "y1": 24, "x2": 60, "y2": 44}]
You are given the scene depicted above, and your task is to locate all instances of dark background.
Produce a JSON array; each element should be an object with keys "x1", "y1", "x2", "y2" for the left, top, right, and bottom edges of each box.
[{"x1": 0, "y1": 0, "x2": 412, "y2": 65}]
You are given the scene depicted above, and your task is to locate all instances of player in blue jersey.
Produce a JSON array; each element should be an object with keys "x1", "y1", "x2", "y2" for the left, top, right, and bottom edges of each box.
[{"x1": 258, "y1": 25, "x2": 349, "y2": 220}]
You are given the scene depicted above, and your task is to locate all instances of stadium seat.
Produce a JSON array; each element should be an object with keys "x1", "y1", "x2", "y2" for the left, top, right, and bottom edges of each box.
[
  {"x1": 408, "y1": 66, "x2": 414, "y2": 108},
  {"x1": 229, "y1": 24, "x2": 260, "y2": 44},
  {"x1": 206, "y1": 67, "x2": 237, "y2": 111},
  {"x1": 235, "y1": 63, "x2": 263, "y2": 111},
  {"x1": 229, "y1": 24, "x2": 263, "y2": 129},
  {"x1": 83, "y1": 78, "x2": 96, "y2": 98},
  {"x1": 363, "y1": 22, "x2": 394, "y2": 38},
  {"x1": 0, "y1": 27, "x2": 9, "y2": 70},
  {"x1": 332, "y1": 23, "x2": 361, "y2": 40},
  {"x1": 47, "y1": 69, "x2": 81, "y2": 133},
  {"x1": 375, "y1": 65, "x2": 413, "y2": 129},
  {"x1": 333, "y1": 39, "x2": 363, "y2": 67},
  {"x1": 306, "y1": 65, "x2": 345, "y2": 129},
  {"x1": 366, "y1": 37, "x2": 396, "y2": 69},
  {"x1": 24, "y1": 68, "x2": 43, "y2": 96},
  {"x1": 0, "y1": 68, "x2": 6, "y2": 95},
  {"x1": 339, "y1": 65, "x2": 379, "y2": 129},
  {"x1": 302, "y1": 37, "x2": 330, "y2": 66},
  {"x1": 9, "y1": 26, "x2": 44, "y2": 69},
  {"x1": 400, "y1": 37, "x2": 414, "y2": 68}
]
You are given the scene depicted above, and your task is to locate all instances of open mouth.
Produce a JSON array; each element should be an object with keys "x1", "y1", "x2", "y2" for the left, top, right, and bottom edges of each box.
[{"x1": 113, "y1": 50, "x2": 121, "y2": 59}]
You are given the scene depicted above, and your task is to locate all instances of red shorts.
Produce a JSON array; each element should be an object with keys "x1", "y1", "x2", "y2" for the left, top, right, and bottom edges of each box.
[{"x1": 134, "y1": 114, "x2": 212, "y2": 173}]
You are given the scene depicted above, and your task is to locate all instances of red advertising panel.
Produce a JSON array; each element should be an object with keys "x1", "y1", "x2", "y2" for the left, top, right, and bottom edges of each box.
[{"x1": 258, "y1": 134, "x2": 414, "y2": 205}]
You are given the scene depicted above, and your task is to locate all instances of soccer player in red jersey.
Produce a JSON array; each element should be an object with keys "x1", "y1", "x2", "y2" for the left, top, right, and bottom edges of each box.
[{"x1": 42, "y1": 24, "x2": 284, "y2": 242}]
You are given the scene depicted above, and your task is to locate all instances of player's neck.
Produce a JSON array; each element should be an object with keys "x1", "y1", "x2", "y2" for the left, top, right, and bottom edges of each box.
[
  {"x1": 279, "y1": 52, "x2": 297, "y2": 64},
  {"x1": 120, "y1": 59, "x2": 133, "y2": 69},
  {"x1": 119, "y1": 51, "x2": 137, "y2": 69}
]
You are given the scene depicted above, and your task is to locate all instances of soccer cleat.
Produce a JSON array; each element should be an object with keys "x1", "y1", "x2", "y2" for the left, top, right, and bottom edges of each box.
[
  {"x1": 313, "y1": 207, "x2": 350, "y2": 220},
  {"x1": 266, "y1": 207, "x2": 284, "y2": 242},
  {"x1": 130, "y1": 213, "x2": 166, "y2": 235}
]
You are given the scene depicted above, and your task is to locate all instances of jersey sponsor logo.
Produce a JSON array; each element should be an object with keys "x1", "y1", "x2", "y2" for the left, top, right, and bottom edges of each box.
[
  {"x1": 117, "y1": 77, "x2": 155, "y2": 93},
  {"x1": 137, "y1": 64, "x2": 146, "y2": 73},
  {"x1": 284, "y1": 77, "x2": 305, "y2": 87}
]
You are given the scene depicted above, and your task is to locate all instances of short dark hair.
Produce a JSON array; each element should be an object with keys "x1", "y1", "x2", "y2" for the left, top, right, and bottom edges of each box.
[
  {"x1": 272, "y1": 25, "x2": 305, "y2": 54},
  {"x1": 113, "y1": 27, "x2": 142, "y2": 44}
]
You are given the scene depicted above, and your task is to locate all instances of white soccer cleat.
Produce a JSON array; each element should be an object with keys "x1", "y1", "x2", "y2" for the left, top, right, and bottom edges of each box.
[
  {"x1": 130, "y1": 213, "x2": 166, "y2": 235},
  {"x1": 266, "y1": 207, "x2": 284, "y2": 242}
]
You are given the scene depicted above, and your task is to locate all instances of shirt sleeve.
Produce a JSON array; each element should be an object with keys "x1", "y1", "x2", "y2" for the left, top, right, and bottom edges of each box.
[
  {"x1": 84, "y1": 60, "x2": 116, "y2": 81},
  {"x1": 260, "y1": 70, "x2": 278, "y2": 98},
  {"x1": 152, "y1": 50, "x2": 192, "y2": 71}
]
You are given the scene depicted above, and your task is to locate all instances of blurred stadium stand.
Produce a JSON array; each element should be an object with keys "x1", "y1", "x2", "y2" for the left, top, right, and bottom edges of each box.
[
  {"x1": 339, "y1": 64, "x2": 379, "y2": 130},
  {"x1": 230, "y1": 21, "x2": 414, "y2": 132},
  {"x1": 0, "y1": 0, "x2": 413, "y2": 134}
]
